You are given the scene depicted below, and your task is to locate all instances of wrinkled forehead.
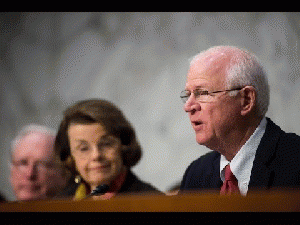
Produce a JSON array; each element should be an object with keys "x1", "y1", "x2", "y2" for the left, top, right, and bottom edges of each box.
[
  {"x1": 12, "y1": 133, "x2": 55, "y2": 160},
  {"x1": 187, "y1": 52, "x2": 231, "y2": 87}
]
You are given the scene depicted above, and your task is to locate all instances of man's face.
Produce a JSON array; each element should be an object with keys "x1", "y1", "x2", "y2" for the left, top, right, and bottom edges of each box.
[
  {"x1": 184, "y1": 54, "x2": 242, "y2": 151},
  {"x1": 10, "y1": 133, "x2": 66, "y2": 201}
]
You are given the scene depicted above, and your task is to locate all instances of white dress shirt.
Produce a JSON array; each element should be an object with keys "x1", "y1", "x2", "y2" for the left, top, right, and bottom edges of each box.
[{"x1": 220, "y1": 117, "x2": 267, "y2": 196}]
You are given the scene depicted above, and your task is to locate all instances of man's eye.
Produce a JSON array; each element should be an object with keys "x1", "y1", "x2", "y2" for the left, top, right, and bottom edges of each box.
[
  {"x1": 37, "y1": 161, "x2": 54, "y2": 169},
  {"x1": 181, "y1": 91, "x2": 190, "y2": 97},
  {"x1": 195, "y1": 89, "x2": 209, "y2": 96},
  {"x1": 14, "y1": 159, "x2": 28, "y2": 166},
  {"x1": 200, "y1": 90, "x2": 209, "y2": 95}
]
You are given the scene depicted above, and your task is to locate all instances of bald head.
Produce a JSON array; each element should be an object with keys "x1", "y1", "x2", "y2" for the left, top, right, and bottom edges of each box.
[
  {"x1": 189, "y1": 45, "x2": 270, "y2": 117},
  {"x1": 190, "y1": 46, "x2": 249, "y2": 81},
  {"x1": 190, "y1": 46, "x2": 245, "y2": 64}
]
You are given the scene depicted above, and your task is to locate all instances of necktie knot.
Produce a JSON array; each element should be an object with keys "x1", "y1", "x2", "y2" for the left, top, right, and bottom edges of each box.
[
  {"x1": 224, "y1": 165, "x2": 237, "y2": 181},
  {"x1": 220, "y1": 164, "x2": 240, "y2": 195}
]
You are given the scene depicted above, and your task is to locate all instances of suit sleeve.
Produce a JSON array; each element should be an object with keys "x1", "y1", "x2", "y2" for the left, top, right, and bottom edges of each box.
[{"x1": 179, "y1": 160, "x2": 196, "y2": 191}]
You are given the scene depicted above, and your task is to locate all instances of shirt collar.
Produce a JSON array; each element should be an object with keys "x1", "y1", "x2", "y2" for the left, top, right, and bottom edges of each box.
[{"x1": 220, "y1": 117, "x2": 267, "y2": 184}]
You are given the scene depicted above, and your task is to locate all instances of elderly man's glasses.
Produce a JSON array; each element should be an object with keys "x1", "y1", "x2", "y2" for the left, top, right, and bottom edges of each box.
[
  {"x1": 11, "y1": 159, "x2": 58, "y2": 173},
  {"x1": 180, "y1": 87, "x2": 243, "y2": 103}
]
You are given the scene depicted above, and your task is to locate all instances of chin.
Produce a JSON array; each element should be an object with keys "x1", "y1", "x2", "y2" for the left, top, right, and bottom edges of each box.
[
  {"x1": 91, "y1": 175, "x2": 113, "y2": 185},
  {"x1": 196, "y1": 135, "x2": 216, "y2": 149},
  {"x1": 195, "y1": 134, "x2": 209, "y2": 145}
]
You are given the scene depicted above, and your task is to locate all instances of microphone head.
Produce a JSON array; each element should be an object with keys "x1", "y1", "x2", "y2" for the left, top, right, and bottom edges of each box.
[{"x1": 90, "y1": 184, "x2": 109, "y2": 196}]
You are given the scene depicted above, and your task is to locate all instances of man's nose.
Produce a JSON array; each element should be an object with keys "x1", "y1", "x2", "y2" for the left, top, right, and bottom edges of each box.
[
  {"x1": 184, "y1": 94, "x2": 201, "y2": 113},
  {"x1": 24, "y1": 164, "x2": 38, "y2": 180}
]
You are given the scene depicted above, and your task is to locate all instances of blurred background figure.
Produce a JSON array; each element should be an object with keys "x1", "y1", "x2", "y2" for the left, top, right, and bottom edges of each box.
[
  {"x1": 55, "y1": 99, "x2": 162, "y2": 200},
  {"x1": 0, "y1": 193, "x2": 6, "y2": 202},
  {"x1": 9, "y1": 124, "x2": 69, "y2": 201}
]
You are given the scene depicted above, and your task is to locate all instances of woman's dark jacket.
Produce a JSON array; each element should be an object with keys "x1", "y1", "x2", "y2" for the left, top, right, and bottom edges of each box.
[{"x1": 56, "y1": 170, "x2": 163, "y2": 198}]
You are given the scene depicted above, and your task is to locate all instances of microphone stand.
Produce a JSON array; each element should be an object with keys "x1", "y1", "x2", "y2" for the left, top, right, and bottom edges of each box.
[{"x1": 83, "y1": 184, "x2": 109, "y2": 200}]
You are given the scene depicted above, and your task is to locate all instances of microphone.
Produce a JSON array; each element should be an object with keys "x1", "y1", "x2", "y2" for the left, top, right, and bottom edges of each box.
[{"x1": 84, "y1": 184, "x2": 109, "y2": 199}]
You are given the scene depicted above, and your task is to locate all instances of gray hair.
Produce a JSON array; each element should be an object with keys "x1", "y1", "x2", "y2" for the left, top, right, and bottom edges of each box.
[
  {"x1": 10, "y1": 124, "x2": 56, "y2": 161},
  {"x1": 190, "y1": 45, "x2": 270, "y2": 117}
]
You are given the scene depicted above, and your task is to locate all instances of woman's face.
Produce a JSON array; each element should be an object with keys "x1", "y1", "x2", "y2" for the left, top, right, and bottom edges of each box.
[{"x1": 68, "y1": 123, "x2": 125, "y2": 191}]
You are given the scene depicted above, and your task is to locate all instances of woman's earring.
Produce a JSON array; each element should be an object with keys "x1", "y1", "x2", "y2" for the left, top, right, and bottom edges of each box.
[{"x1": 75, "y1": 175, "x2": 82, "y2": 184}]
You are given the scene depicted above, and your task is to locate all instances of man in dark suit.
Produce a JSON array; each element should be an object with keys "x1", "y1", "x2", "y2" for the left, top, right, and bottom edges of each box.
[{"x1": 179, "y1": 45, "x2": 300, "y2": 196}]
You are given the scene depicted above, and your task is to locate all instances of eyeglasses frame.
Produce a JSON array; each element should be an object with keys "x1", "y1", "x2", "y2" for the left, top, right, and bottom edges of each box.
[{"x1": 180, "y1": 87, "x2": 243, "y2": 103}]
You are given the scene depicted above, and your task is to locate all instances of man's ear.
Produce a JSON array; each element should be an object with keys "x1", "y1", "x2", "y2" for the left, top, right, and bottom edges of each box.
[{"x1": 240, "y1": 86, "x2": 256, "y2": 116}]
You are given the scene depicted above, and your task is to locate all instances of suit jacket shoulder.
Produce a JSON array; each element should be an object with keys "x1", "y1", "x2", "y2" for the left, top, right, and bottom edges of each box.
[
  {"x1": 180, "y1": 151, "x2": 222, "y2": 191},
  {"x1": 249, "y1": 118, "x2": 300, "y2": 189},
  {"x1": 180, "y1": 117, "x2": 300, "y2": 193}
]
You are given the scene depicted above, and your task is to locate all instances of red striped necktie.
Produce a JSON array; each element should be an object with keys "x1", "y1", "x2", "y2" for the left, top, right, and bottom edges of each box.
[{"x1": 220, "y1": 164, "x2": 240, "y2": 195}]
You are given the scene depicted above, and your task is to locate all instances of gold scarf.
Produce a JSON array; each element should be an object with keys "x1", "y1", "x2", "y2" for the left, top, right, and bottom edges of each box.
[
  {"x1": 74, "y1": 169, "x2": 128, "y2": 200},
  {"x1": 74, "y1": 183, "x2": 88, "y2": 200}
]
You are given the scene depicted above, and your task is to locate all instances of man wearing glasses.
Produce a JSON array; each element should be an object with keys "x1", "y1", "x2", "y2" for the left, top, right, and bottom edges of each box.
[
  {"x1": 9, "y1": 124, "x2": 68, "y2": 201},
  {"x1": 179, "y1": 45, "x2": 300, "y2": 196}
]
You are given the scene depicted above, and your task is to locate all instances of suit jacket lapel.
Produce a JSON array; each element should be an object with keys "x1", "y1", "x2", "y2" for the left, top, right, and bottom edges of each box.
[
  {"x1": 248, "y1": 118, "x2": 281, "y2": 190},
  {"x1": 212, "y1": 153, "x2": 223, "y2": 189}
]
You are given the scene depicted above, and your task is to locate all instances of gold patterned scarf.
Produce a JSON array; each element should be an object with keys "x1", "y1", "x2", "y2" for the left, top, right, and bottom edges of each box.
[{"x1": 74, "y1": 168, "x2": 128, "y2": 200}]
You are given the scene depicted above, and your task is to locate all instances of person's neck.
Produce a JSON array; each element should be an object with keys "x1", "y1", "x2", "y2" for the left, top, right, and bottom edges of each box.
[
  {"x1": 92, "y1": 166, "x2": 128, "y2": 200},
  {"x1": 216, "y1": 116, "x2": 263, "y2": 162},
  {"x1": 90, "y1": 166, "x2": 127, "y2": 195}
]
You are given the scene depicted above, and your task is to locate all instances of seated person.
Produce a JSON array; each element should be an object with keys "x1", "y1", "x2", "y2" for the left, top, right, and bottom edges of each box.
[
  {"x1": 0, "y1": 193, "x2": 6, "y2": 202},
  {"x1": 180, "y1": 45, "x2": 300, "y2": 195},
  {"x1": 10, "y1": 124, "x2": 68, "y2": 201},
  {"x1": 55, "y1": 99, "x2": 162, "y2": 200}
]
